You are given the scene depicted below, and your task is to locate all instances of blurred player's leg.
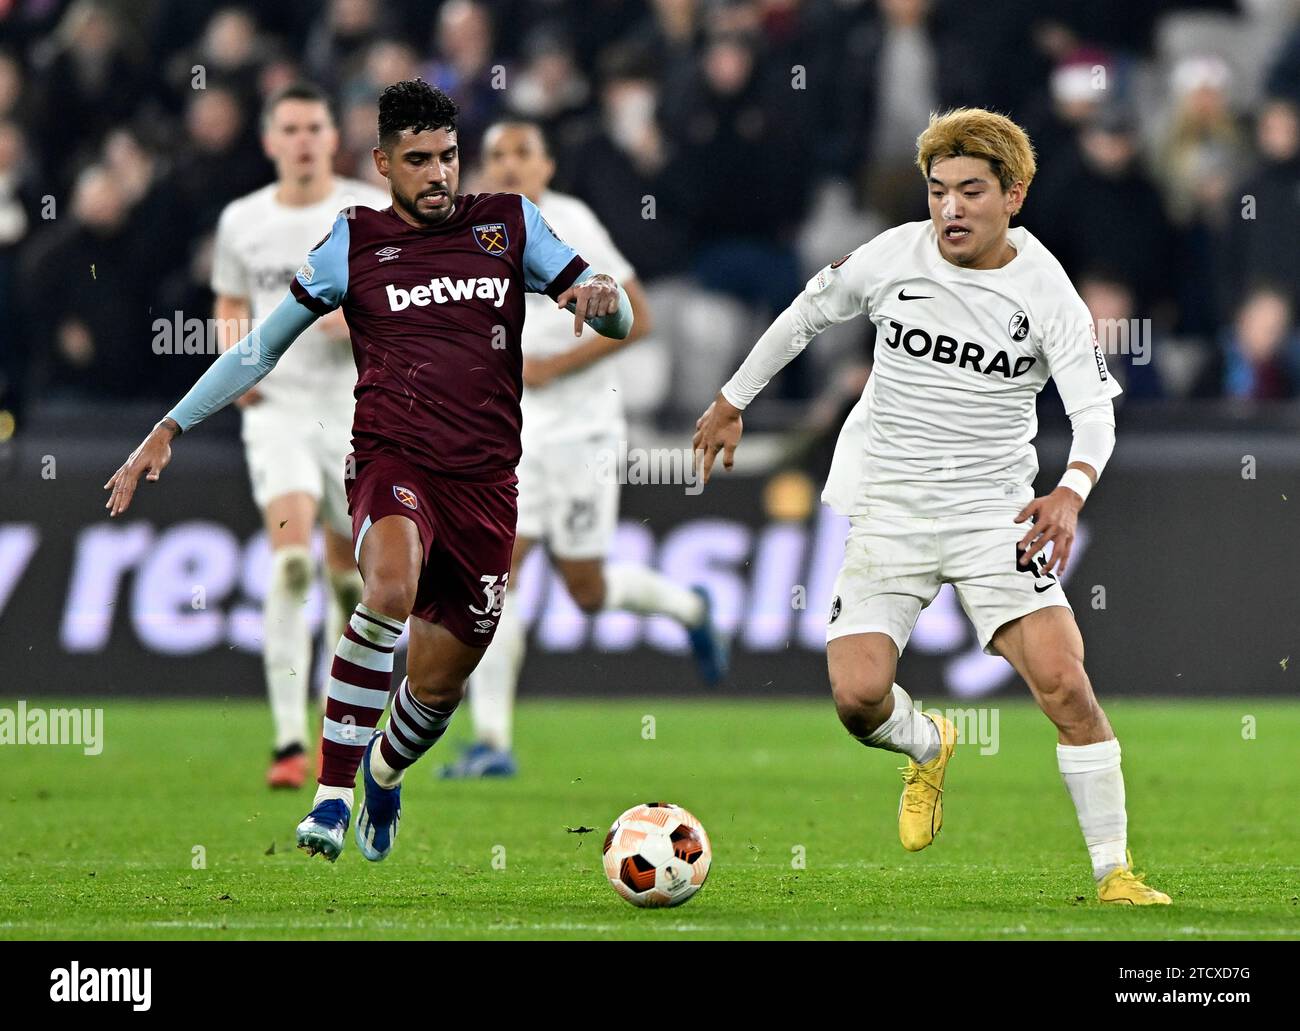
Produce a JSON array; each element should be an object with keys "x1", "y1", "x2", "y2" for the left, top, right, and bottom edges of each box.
[
  {"x1": 550, "y1": 437, "x2": 727, "y2": 682},
  {"x1": 262, "y1": 490, "x2": 318, "y2": 789},
  {"x1": 598, "y1": 563, "x2": 727, "y2": 683},
  {"x1": 992, "y1": 607, "x2": 1169, "y2": 904}
]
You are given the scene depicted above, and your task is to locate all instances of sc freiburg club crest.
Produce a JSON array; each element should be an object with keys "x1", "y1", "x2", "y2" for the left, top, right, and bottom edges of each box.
[
  {"x1": 473, "y1": 222, "x2": 508, "y2": 255},
  {"x1": 393, "y1": 485, "x2": 418, "y2": 510}
]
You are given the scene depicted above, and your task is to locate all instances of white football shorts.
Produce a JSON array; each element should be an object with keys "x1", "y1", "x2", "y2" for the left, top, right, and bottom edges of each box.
[
  {"x1": 240, "y1": 396, "x2": 354, "y2": 536},
  {"x1": 826, "y1": 506, "x2": 1072, "y2": 656},
  {"x1": 515, "y1": 432, "x2": 620, "y2": 559}
]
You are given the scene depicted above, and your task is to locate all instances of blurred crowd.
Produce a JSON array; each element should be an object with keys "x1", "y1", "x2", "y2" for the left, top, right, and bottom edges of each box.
[{"x1": 1, "y1": 0, "x2": 1299, "y2": 435}]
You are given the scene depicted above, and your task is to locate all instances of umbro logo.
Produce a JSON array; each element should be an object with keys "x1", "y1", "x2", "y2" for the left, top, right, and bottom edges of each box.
[
  {"x1": 375, "y1": 246, "x2": 401, "y2": 262},
  {"x1": 898, "y1": 289, "x2": 933, "y2": 301}
]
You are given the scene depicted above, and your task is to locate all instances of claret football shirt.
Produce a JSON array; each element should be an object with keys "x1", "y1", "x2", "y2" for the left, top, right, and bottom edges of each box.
[{"x1": 290, "y1": 193, "x2": 589, "y2": 479}]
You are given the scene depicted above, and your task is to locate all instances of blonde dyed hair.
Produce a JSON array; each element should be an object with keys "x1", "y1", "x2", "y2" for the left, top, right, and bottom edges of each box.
[{"x1": 916, "y1": 108, "x2": 1037, "y2": 204}]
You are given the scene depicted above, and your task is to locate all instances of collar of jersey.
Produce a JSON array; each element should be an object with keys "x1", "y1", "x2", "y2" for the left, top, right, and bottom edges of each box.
[
  {"x1": 925, "y1": 223, "x2": 1028, "y2": 277},
  {"x1": 382, "y1": 197, "x2": 468, "y2": 234}
]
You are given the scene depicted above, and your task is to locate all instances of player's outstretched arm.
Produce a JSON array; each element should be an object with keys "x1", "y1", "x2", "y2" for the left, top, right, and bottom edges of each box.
[
  {"x1": 691, "y1": 295, "x2": 832, "y2": 488},
  {"x1": 103, "y1": 291, "x2": 318, "y2": 517}
]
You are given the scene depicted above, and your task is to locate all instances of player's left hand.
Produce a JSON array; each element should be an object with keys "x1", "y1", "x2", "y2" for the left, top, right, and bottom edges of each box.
[
  {"x1": 555, "y1": 273, "x2": 619, "y2": 337},
  {"x1": 104, "y1": 419, "x2": 178, "y2": 518},
  {"x1": 1014, "y1": 486, "x2": 1082, "y2": 575}
]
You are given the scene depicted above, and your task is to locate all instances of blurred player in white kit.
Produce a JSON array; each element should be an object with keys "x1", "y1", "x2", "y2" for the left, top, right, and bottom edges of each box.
[
  {"x1": 211, "y1": 83, "x2": 389, "y2": 788},
  {"x1": 441, "y1": 119, "x2": 728, "y2": 778}
]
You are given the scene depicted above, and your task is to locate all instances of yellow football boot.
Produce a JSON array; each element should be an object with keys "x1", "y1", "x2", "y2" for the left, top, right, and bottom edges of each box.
[
  {"x1": 1097, "y1": 851, "x2": 1171, "y2": 904},
  {"x1": 897, "y1": 711, "x2": 958, "y2": 852}
]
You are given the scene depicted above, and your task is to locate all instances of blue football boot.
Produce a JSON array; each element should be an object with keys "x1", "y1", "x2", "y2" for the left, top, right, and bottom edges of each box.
[
  {"x1": 355, "y1": 731, "x2": 401, "y2": 862},
  {"x1": 686, "y1": 585, "x2": 729, "y2": 686},
  {"x1": 296, "y1": 798, "x2": 350, "y2": 862}
]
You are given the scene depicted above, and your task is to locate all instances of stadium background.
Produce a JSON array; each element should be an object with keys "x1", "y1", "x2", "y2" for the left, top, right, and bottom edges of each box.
[{"x1": 1, "y1": 0, "x2": 1298, "y2": 701}]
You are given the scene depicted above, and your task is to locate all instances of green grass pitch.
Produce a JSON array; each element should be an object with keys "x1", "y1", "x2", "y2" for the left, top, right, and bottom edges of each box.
[{"x1": 1, "y1": 698, "x2": 1297, "y2": 940}]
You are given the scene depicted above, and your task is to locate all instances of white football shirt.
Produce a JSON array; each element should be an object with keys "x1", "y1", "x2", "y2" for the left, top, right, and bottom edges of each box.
[
  {"x1": 519, "y1": 189, "x2": 636, "y2": 444},
  {"x1": 725, "y1": 220, "x2": 1121, "y2": 516},
  {"x1": 211, "y1": 177, "x2": 390, "y2": 406}
]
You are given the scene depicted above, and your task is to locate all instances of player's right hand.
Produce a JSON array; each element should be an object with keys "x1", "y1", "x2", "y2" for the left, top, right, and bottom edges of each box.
[
  {"x1": 692, "y1": 393, "x2": 743, "y2": 487},
  {"x1": 235, "y1": 386, "x2": 263, "y2": 408},
  {"x1": 104, "y1": 420, "x2": 177, "y2": 517}
]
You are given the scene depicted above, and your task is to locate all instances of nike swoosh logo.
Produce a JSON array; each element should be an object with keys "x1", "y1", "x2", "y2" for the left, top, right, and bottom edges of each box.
[
  {"x1": 1033, "y1": 582, "x2": 1055, "y2": 593},
  {"x1": 897, "y1": 289, "x2": 933, "y2": 301}
]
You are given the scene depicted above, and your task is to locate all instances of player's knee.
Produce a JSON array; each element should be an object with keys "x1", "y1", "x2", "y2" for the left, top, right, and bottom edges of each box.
[
  {"x1": 829, "y1": 670, "x2": 893, "y2": 736},
  {"x1": 1034, "y1": 658, "x2": 1093, "y2": 716},
  {"x1": 406, "y1": 671, "x2": 465, "y2": 711},
  {"x1": 270, "y1": 546, "x2": 314, "y2": 598},
  {"x1": 1036, "y1": 657, "x2": 1087, "y2": 694},
  {"x1": 361, "y1": 574, "x2": 417, "y2": 623}
]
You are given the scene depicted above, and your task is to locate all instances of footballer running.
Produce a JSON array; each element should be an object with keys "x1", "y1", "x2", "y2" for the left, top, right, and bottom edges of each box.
[
  {"x1": 211, "y1": 82, "x2": 389, "y2": 790},
  {"x1": 693, "y1": 108, "x2": 1170, "y2": 905},
  {"x1": 441, "y1": 118, "x2": 728, "y2": 779},
  {"x1": 105, "y1": 80, "x2": 632, "y2": 863}
]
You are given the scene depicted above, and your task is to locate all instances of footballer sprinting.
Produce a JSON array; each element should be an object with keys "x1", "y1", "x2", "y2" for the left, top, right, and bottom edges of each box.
[
  {"x1": 441, "y1": 119, "x2": 728, "y2": 779},
  {"x1": 693, "y1": 108, "x2": 1171, "y2": 905},
  {"x1": 104, "y1": 79, "x2": 633, "y2": 863},
  {"x1": 211, "y1": 82, "x2": 389, "y2": 790}
]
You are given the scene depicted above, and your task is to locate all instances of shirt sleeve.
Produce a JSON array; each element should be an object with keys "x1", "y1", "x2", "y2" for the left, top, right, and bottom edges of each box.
[
  {"x1": 520, "y1": 195, "x2": 589, "y2": 299},
  {"x1": 802, "y1": 242, "x2": 875, "y2": 325},
  {"x1": 719, "y1": 244, "x2": 874, "y2": 409},
  {"x1": 1041, "y1": 291, "x2": 1124, "y2": 415},
  {"x1": 289, "y1": 211, "x2": 351, "y2": 315},
  {"x1": 165, "y1": 292, "x2": 320, "y2": 432},
  {"x1": 210, "y1": 204, "x2": 249, "y2": 298}
]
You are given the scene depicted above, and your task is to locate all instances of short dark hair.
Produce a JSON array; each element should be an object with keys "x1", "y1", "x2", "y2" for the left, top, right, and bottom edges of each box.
[
  {"x1": 377, "y1": 79, "x2": 459, "y2": 149},
  {"x1": 484, "y1": 116, "x2": 550, "y2": 156},
  {"x1": 262, "y1": 81, "x2": 333, "y2": 129}
]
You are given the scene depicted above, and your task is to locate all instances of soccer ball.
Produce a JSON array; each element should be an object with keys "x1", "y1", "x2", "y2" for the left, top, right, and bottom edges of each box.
[{"x1": 602, "y1": 802, "x2": 711, "y2": 908}]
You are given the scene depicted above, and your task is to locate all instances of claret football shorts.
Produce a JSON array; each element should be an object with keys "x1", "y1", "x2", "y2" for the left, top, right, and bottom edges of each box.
[
  {"x1": 826, "y1": 506, "x2": 1072, "y2": 656},
  {"x1": 346, "y1": 451, "x2": 518, "y2": 646}
]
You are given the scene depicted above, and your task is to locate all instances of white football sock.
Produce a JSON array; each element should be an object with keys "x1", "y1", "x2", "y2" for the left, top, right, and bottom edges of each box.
[
  {"x1": 368, "y1": 736, "x2": 404, "y2": 788},
  {"x1": 1057, "y1": 739, "x2": 1128, "y2": 880},
  {"x1": 264, "y1": 545, "x2": 313, "y2": 752},
  {"x1": 603, "y1": 563, "x2": 706, "y2": 626},
  {"x1": 312, "y1": 784, "x2": 353, "y2": 809},
  {"x1": 468, "y1": 597, "x2": 525, "y2": 751},
  {"x1": 858, "y1": 684, "x2": 941, "y2": 764}
]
